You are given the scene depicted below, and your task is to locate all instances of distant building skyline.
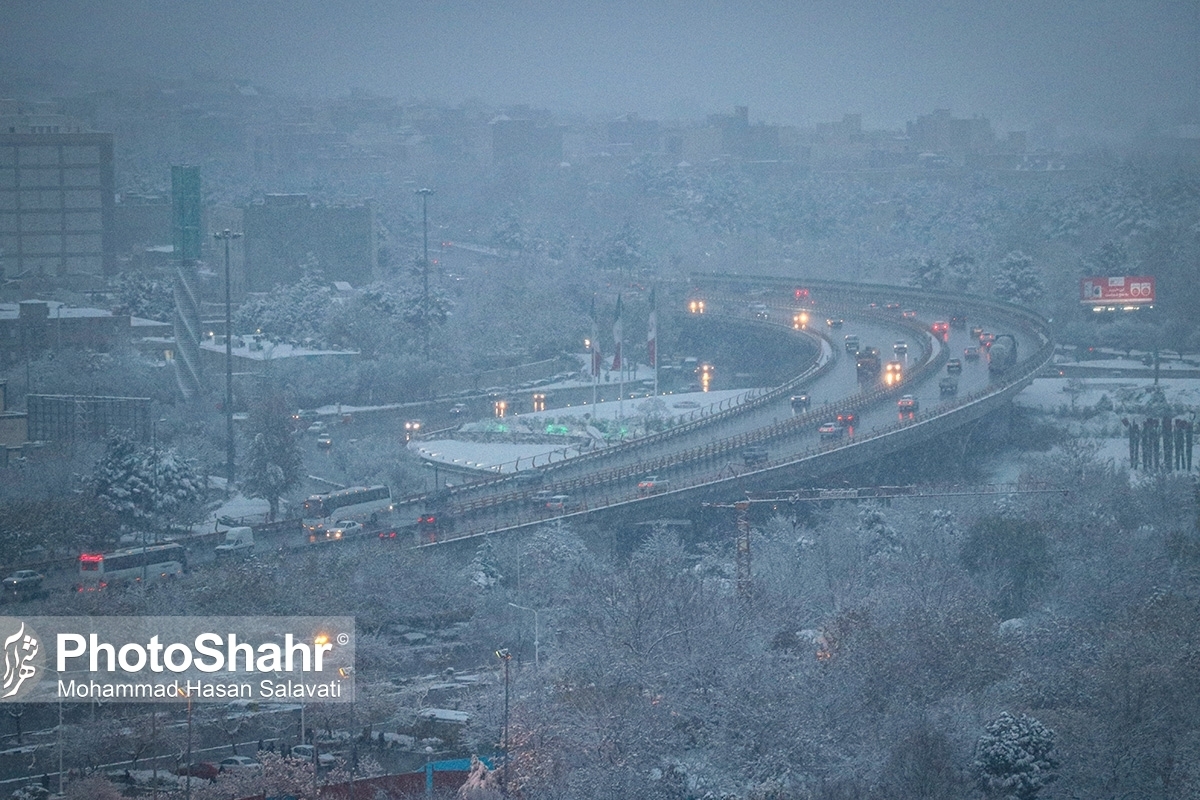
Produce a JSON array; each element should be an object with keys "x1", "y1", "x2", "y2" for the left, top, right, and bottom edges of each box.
[{"x1": 2, "y1": 0, "x2": 1196, "y2": 137}]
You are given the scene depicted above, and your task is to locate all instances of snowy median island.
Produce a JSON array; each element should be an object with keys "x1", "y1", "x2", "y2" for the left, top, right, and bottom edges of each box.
[{"x1": 410, "y1": 387, "x2": 764, "y2": 474}]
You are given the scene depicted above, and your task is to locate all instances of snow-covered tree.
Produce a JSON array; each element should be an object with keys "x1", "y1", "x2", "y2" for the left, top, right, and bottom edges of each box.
[
  {"x1": 908, "y1": 256, "x2": 945, "y2": 289},
  {"x1": 240, "y1": 390, "x2": 302, "y2": 520},
  {"x1": 993, "y1": 250, "x2": 1044, "y2": 305},
  {"x1": 111, "y1": 270, "x2": 175, "y2": 322},
  {"x1": 469, "y1": 536, "x2": 502, "y2": 590},
  {"x1": 91, "y1": 436, "x2": 201, "y2": 530},
  {"x1": 858, "y1": 505, "x2": 902, "y2": 562},
  {"x1": 458, "y1": 755, "x2": 502, "y2": 799},
  {"x1": 974, "y1": 712, "x2": 1058, "y2": 799},
  {"x1": 595, "y1": 220, "x2": 646, "y2": 275},
  {"x1": 945, "y1": 250, "x2": 978, "y2": 292}
]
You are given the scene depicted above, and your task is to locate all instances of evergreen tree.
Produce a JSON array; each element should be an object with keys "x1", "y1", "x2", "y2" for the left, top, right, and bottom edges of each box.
[
  {"x1": 975, "y1": 712, "x2": 1058, "y2": 799},
  {"x1": 241, "y1": 390, "x2": 303, "y2": 520},
  {"x1": 91, "y1": 436, "x2": 201, "y2": 530}
]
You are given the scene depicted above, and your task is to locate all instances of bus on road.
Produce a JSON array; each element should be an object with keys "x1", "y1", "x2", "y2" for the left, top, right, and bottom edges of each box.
[
  {"x1": 302, "y1": 485, "x2": 394, "y2": 537},
  {"x1": 77, "y1": 543, "x2": 188, "y2": 591}
]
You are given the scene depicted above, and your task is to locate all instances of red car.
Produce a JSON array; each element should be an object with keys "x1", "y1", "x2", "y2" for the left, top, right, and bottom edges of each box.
[{"x1": 176, "y1": 762, "x2": 220, "y2": 780}]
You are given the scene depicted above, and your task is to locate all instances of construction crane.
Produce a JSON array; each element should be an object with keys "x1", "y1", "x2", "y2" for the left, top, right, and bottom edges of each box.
[{"x1": 703, "y1": 483, "x2": 1070, "y2": 597}]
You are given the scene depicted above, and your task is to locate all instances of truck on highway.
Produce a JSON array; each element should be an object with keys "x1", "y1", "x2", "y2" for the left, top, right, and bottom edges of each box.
[
  {"x1": 988, "y1": 334, "x2": 1018, "y2": 376},
  {"x1": 855, "y1": 347, "x2": 881, "y2": 379}
]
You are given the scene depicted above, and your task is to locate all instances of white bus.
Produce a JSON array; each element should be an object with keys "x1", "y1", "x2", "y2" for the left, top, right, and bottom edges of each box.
[
  {"x1": 302, "y1": 485, "x2": 393, "y2": 539},
  {"x1": 77, "y1": 543, "x2": 188, "y2": 591}
]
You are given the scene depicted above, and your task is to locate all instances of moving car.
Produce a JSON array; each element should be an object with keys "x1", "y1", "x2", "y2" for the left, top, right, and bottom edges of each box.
[
  {"x1": 790, "y1": 394, "x2": 811, "y2": 412},
  {"x1": 946, "y1": 359, "x2": 963, "y2": 374},
  {"x1": 545, "y1": 495, "x2": 572, "y2": 511},
  {"x1": 316, "y1": 433, "x2": 333, "y2": 448},
  {"x1": 897, "y1": 395, "x2": 919, "y2": 413},
  {"x1": 742, "y1": 448, "x2": 769, "y2": 466},
  {"x1": 931, "y1": 320, "x2": 950, "y2": 337},
  {"x1": 964, "y1": 345, "x2": 981, "y2": 360},
  {"x1": 637, "y1": 476, "x2": 670, "y2": 496},
  {"x1": 214, "y1": 527, "x2": 254, "y2": 556},
  {"x1": 893, "y1": 340, "x2": 908, "y2": 354},
  {"x1": 325, "y1": 520, "x2": 364, "y2": 540},
  {"x1": 819, "y1": 422, "x2": 845, "y2": 441},
  {"x1": 826, "y1": 317, "x2": 844, "y2": 328},
  {"x1": 2, "y1": 570, "x2": 44, "y2": 591},
  {"x1": 940, "y1": 377, "x2": 959, "y2": 396},
  {"x1": 836, "y1": 410, "x2": 857, "y2": 427}
]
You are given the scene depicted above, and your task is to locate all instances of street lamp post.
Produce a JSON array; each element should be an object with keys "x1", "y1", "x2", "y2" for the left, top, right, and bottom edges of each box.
[
  {"x1": 144, "y1": 417, "x2": 166, "y2": 583},
  {"x1": 507, "y1": 603, "x2": 540, "y2": 671},
  {"x1": 213, "y1": 229, "x2": 241, "y2": 494},
  {"x1": 495, "y1": 648, "x2": 511, "y2": 794},
  {"x1": 415, "y1": 188, "x2": 434, "y2": 360}
]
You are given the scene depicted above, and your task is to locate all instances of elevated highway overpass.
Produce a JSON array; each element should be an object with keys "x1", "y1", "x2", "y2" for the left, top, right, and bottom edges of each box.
[{"x1": 403, "y1": 276, "x2": 1053, "y2": 544}]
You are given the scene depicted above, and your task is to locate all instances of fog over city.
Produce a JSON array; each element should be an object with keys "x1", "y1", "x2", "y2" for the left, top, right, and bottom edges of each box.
[
  {"x1": 4, "y1": 0, "x2": 1199, "y2": 132},
  {"x1": 2, "y1": 2, "x2": 1200, "y2": 799}
]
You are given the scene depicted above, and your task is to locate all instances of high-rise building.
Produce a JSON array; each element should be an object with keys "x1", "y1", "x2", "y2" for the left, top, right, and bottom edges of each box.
[{"x1": 0, "y1": 130, "x2": 115, "y2": 279}]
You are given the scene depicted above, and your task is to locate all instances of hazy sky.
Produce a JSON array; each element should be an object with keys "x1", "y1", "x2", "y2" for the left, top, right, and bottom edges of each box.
[{"x1": 3, "y1": 0, "x2": 1197, "y2": 132}]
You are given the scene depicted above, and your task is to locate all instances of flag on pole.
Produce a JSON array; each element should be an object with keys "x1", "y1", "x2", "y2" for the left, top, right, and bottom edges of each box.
[
  {"x1": 647, "y1": 288, "x2": 657, "y2": 367},
  {"x1": 611, "y1": 294, "x2": 623, "y2": 371},
  {"x1": 590, "y1": 295, "x2": 602, "y2": 377}
]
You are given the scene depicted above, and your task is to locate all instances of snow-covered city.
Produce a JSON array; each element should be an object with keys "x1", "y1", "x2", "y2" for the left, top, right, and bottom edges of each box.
[{"x1": 2, "y1": 2, "x2": 1199, "y2": 798}]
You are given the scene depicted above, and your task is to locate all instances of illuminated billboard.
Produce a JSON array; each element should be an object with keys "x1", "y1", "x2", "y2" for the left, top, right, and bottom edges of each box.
[{"x1": 1080, "y1": 276, "x2": 1155, "y2": 308}]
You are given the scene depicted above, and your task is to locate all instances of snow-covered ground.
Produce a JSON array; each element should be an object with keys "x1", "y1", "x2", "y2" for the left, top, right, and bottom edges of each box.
[
  {"x1": 1002, "y1": 366, "x2": 1200, "y2": 480},
  {"x1": 410, "y1": 387, "x2": 765, "y2": 474}
]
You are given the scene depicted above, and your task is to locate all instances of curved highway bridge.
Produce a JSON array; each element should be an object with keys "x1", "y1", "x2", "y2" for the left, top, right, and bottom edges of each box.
[{"x1": 404, "y1": 276, "x2": 1053, "y2": 544}]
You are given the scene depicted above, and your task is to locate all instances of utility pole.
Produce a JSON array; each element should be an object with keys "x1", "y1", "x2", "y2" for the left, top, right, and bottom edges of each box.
[
  {"x1": 213, "y1": 229, "x2": 241, "y2": 493},
  {"x1": 415, "y1": 188, "x2": 435, "y2": 360}
]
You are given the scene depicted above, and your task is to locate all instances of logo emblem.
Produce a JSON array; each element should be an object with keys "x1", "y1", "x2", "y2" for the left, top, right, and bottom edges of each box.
[{"x1": 0, "y1": 619, "x2": 43, "y2": 701}]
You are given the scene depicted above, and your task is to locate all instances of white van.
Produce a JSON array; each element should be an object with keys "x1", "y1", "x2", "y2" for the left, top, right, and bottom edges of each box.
[{"x1": 214, "y1": 527, "x2": 255, "y2": 555}]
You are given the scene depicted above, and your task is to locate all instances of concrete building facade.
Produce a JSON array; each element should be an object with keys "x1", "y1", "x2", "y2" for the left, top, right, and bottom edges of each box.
[{"x1": 0, "y1": 132, "x2": 115, "y2": 279}]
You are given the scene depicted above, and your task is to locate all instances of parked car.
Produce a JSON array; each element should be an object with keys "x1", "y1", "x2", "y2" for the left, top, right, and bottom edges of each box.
[
  {"x1": 218, "y1": 756, "x2": 262, "y2": 773},
  {"x1": 175, "y1": 762, "x2": 220, "y2": 780},
  {"x1": 306, "y1": 421, "x2": 327, "y2": 434},
  {"x1": 2, "y1": 570, "x2": 44, "y2": 591},
  {"x1": 290, "y1": 745, "x2": 337, "y2": 768}
]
